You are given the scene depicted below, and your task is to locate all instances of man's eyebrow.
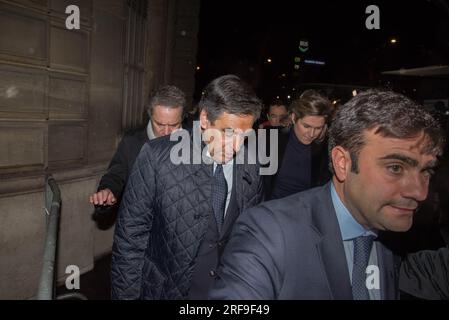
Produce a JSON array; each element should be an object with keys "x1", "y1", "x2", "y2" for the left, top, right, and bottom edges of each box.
[{"x1": 378, "y1": 154, "x2": 419, "y2": 167}]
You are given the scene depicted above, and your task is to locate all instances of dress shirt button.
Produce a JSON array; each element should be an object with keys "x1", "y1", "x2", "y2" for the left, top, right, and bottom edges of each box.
[{"x1": 209, "y1": 270, "x2": 216, "y2": 277}]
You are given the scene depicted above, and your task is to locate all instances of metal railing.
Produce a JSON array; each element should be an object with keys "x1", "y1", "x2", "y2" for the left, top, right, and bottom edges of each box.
[
  {"x1": 37, "y1": 175, "x2": 61, "y2": 300},
  {"x1": 37, "y1": 175, "x2": 87, "y2": 300}
]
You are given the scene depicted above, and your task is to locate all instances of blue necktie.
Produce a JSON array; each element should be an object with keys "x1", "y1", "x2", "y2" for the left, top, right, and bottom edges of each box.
[
  {"x1": 352, "y1": 236, "x2": 375, "y2": 300},
  {"x1": 211, "y1": 164, "x2": 227, "y2": 232}
]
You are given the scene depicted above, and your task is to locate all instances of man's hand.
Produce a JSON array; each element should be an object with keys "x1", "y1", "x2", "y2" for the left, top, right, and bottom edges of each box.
[{"x1": 89, "y1": 188, "x2": 117, "y2": 206}]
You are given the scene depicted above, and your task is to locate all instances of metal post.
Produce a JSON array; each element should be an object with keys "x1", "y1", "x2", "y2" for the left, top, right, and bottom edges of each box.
[{"x1": 37, "y1": 176, "x2": 61, "y2": 300}]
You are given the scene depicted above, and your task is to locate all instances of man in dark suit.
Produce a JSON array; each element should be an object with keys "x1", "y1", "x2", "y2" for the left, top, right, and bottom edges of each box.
[
  {"x1": 89, "y1": 85, "x2": 186, "y2": 209},
  {"x1": 111, "y1": 75, "x2": 264, "y2": 299},
  {"x1": 209, "y1": 89, "x2": 445, "y2": 300}
]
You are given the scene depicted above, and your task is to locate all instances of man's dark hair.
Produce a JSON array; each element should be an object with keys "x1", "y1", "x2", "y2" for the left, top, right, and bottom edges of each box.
[
  {"x1": 147, "y1": 85, "x2": 186, "y2": 116},
  {"x1": 268, "y1": 99, "x2": 287, "y2": 110},
  {"x1": 328, "y1": 89, "x2": 445, "y2": 173},
  {"x1": 198, "y1": 74, "x2": 262, "y2": 123}
]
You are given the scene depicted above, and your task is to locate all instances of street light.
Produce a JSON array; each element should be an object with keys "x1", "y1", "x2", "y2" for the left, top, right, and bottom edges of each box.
[{"x1": 267, "y1": 58, "x2": 272, "y2": 63}]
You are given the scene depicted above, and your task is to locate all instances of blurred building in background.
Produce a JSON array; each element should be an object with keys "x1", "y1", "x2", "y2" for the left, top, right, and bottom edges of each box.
[{"x1": 0, "y1": 0, "x2": 200, "y2": 299}]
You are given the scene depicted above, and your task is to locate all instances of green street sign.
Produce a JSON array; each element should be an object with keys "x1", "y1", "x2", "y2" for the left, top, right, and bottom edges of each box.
[{"x1": 299, "y1": 40, "x2": 309, "y2": 53}]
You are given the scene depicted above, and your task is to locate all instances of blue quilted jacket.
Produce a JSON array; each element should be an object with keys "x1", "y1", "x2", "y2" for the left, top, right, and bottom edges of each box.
[{"x1": 111, "y1": 133, "x2": 263, "y2": 299}]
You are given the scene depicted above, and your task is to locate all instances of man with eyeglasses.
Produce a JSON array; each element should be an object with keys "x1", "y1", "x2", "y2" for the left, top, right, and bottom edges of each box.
[{"x1": 89, "y1": 85, "x2": 185, "y2": 209}]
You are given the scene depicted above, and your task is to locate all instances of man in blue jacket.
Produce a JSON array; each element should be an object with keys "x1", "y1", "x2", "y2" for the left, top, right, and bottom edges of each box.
[
  {"x1": 209, "y1": 90, "x2": 445, "y2": 300},
  {"x1": 111, "y1": 75, "x2": 264, "y2": 299}
]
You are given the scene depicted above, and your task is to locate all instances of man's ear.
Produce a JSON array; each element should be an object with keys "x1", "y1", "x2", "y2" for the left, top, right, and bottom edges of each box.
[
  {"x1": 331, "y1": 146, "x2": 351, "y2": 182},
  {"x1": 199, "y1": 109, "x2": 209, "y2": 130}
]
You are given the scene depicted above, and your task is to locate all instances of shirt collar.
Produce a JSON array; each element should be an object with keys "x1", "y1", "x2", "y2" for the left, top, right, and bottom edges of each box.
[
  {"x1": 330, "y1": 182, "x2": 377, "y2": 241},
  {"x1": 147, "y1": 121, "x2": 156, "y2": 140}
]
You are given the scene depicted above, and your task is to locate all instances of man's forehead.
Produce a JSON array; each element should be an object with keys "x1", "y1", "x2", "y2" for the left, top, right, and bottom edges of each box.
[
  {"x1": 152, "y1": 108, "x2": 182, "y2": 125},
  {"x1": 301, "y1": 116, "x2": 326, "y2": 127},
  {"x1": 153, "y1": 104, "x2": 181, "y2": 112},
  {"x1": 363, "y1": 129, "x2": 437, "y2": 160},
  {"x1": 153, "y1": 105, "x2": 182, "y2": 116},
  {"x1": 270, "y1": 105, "x2": 287, "y2": 112}
]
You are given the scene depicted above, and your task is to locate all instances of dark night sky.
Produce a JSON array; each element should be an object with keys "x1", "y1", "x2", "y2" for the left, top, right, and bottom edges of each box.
[{"x1": 194, "y1": 0, "x2": 449, "y2": 103}]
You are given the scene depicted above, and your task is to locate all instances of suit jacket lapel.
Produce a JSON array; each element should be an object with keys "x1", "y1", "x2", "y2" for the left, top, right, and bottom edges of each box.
[{"x1": 314, "y1": 183, "x2": 353, "y2": 299}]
